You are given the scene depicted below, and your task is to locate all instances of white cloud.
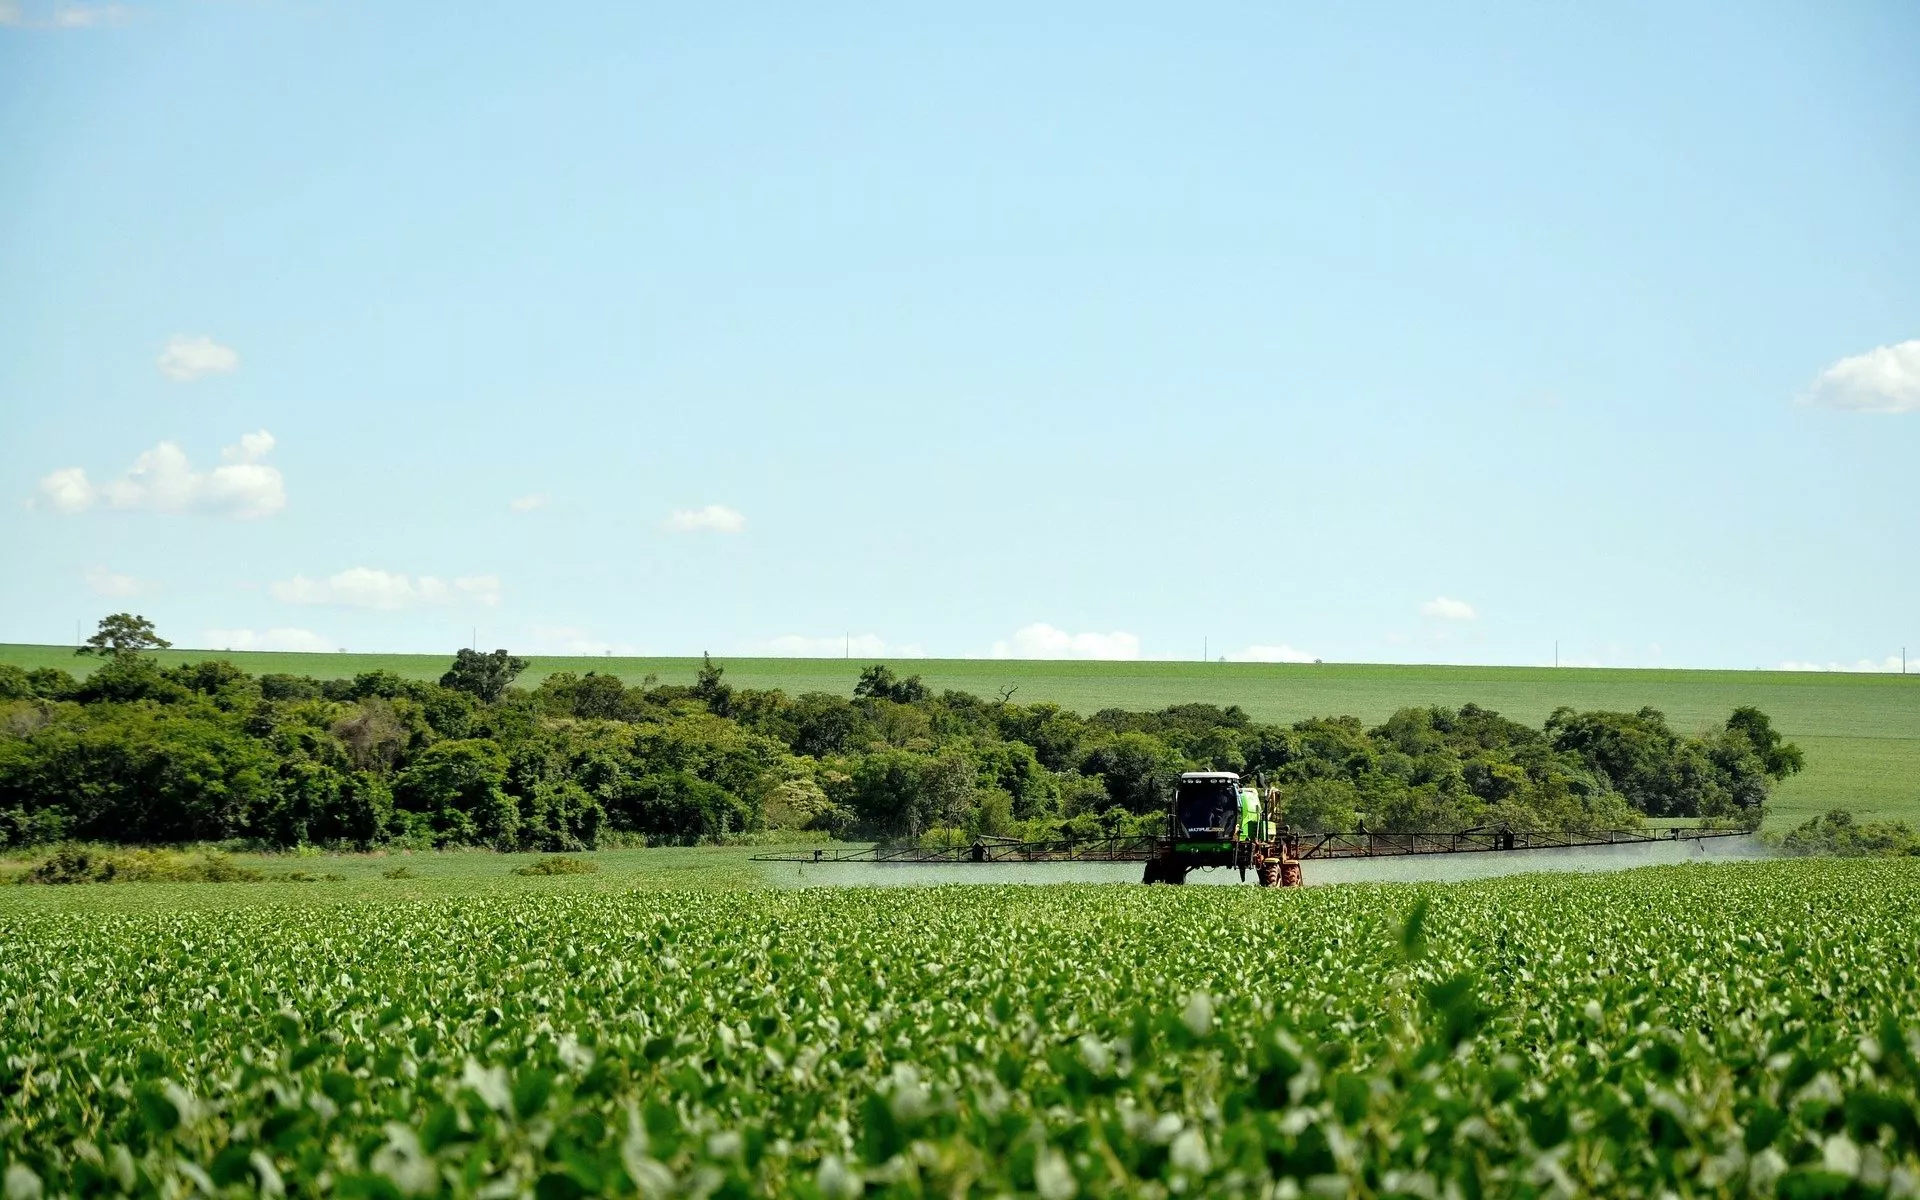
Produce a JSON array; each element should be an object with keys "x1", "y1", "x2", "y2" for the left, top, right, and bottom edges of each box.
[
  {"x1": 663, "y1": 504, "x2": 745, "y2": 534},
  {"x1": 1778, "y1": 656, "x2": 1915, "y2": 674},
  {"x1": 1231, "y1": 644, "x2": 1317, "y2": 663},
  {"x1": 35, "y1": 467, "x2": 93, "y2": 513},
  {"x1": 529, "y1": 625, "x2": 636, "y2": 656},
  {"x1": 31, "y1": 431, "x2": 284, "y2": 518},
  {"x1": 454, "y1": 575, "x2": 501, "y2": 606},
  {"x1": 1804, "y1": 339, "x2": 1920, "y2": 414},
  {"x1": 509, "y1": 492, "x2": 549, "y2": 512},
  {"x1": 269, "y1": 567, "x2": 501, "y2": 610},
  {"x1": 51, "y1": 2, "x2": 128, "y2": 25},
  {"x1": 745, "y1": 634, "x2": 926, "y2": 658},
  {"x1": 1, "y1": 1, "x2": 131, "y2": 27},
  {"x1": 85, "y1": 566, "x2": 149, "y2": 597},
  {"x1": 1420, "y1": 596, "x2": 1476, "y2": 620},
  {"x1": 991, "y1": 623, "x2": 1141, "y2": 660},
  {"x1": 156, "y1": 335, "x2": 240, "y2": 382},
  {"x1": 204, "y1": 627, "x2": 334, "y2": 653},
  {"x1": 222, "y1": 431, "x2": 273, "y2": 462}
]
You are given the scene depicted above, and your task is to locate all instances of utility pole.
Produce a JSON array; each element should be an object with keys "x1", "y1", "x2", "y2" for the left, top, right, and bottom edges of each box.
[
  {"x1": 1555, "y1": 640, "x2": 1559, "y2": 668},
  {"x1": 844, "y1": 633, "x2": 849, "y2": 659},
  {"x1": 1203, "y1": 636, "x2": 1208, "y2": 663}
]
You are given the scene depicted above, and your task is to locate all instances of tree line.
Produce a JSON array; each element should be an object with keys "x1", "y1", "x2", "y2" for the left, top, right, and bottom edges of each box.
[{"x1": 0, "y1": 623, "x2": 1799, "y2": 851}]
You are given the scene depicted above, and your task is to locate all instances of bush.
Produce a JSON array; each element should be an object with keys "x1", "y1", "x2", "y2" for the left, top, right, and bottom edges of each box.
[
  {"x1": 382, "y1": 864, "x2": 417, "y2": 879},
  {"x1": 1776, "y1": 809, "x2": 1920, "y2": 858},
  {"x1": 0, "y1": 665, "x2": 31, "y2": 701},
  {"x1": 19, "y1": 845, "x2": 265, "y2": 884},
  {"x1": 512, "y1": 854, "x2": 599, "y2": 876}
]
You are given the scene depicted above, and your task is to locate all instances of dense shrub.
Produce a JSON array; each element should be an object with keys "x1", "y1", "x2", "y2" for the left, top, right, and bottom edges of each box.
[
  {"x1": 17, "y1": 845, "x2": 264, "y2": 884},
  {"x1": 1777, "y1": 808, "x2": 1920, "y2": 857},
  {"x1": 511, "y1": 854, "x2": 598, "y2": 876}
]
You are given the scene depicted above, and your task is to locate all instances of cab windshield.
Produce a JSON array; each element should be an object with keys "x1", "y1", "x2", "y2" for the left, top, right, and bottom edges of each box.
[{"x1": 1175, "y1": 780, "x2": 1239, "y2": 838}]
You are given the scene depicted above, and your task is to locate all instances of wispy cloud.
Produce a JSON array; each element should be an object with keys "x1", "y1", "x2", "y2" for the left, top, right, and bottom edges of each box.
[
  {"x1": 85, "y1": 566, "x2": 150, "y2": 597},
  {"x1": 663, "y1": 504, "x2": 745, "y2": 534},
  {"x1": 508, "y1": 492, "x2": 549, "y2": 513},
  {"x1": 1, "y1": 2, "x2": 133, "y2": 28},
  {"x1": 204, "y1": 627, "x2": 335, "y2": 653},
  {"x1": 1231, "y1": 644, "x2": 1317, "y2": 663},
  {"x1": 270, "y1": 568, "x2": 501, "y2": 610},
  {"x1": 156, "y1": 335, "x2": 239, "y2": 381},
  {"x1": 1420, "y1": 596, "x2": 1476, "y2": 620},
  {"x1": 991, "y1": 623, "x2": 1140, "y2": 660},
  {"x1": 1778, "y1": 656, "x2": 1914, "y2": 674},
  {"x1": 529, "y1": 625, "x2": 635, "y2": 656},
  {"x1": 32, "y1": 430, "x2": 284, "y2": 519},
  {"x1": 1804, "y1": 339, "x2": 1920, "y2": 414}
]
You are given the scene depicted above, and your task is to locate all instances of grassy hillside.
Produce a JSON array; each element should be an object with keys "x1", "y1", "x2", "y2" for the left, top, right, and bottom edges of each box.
[{"x1": 6, "y1": 643, "x2": 1916, "y2": 826}]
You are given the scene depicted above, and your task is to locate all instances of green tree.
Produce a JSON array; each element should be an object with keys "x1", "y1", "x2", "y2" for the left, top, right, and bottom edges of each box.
[
  {"x1": 25, "y1": 668, "x2": 77, "y2": 699},
  {"x1": 1280, "y1": 778, "x2": 1360, "y2": 832},
  {"x1": 1080, "y1": 731, "x2": 1183, "y2": 813},
  {"x1": 783, "y1": 692, "x2": 864, "y2": 758},
  {"x1": 608, "y1": 771, "x2": 747, "y2": 844},
  {"x1": 844, "y1": 749, "x2": 939, "y2": 840},
  {"x1": 0, "y1": 664, "x2": 32, "y2": 701},
  {"x1": 76, "y1": 613, "x2": 172, "y2": 658},
  {"x1": 854, "y1": 664, "x2": 930, "y2": 704},
  {"x1": 438, "y1": 649, "x2": 529, "y2": 703},
  {"x1": 1546, "y1": 707, "x2": 1683, "y2": 814},
  {"x1": 692, "y1": 653, "x2": 733, "y2": 717},
  {"x1": 571, "y1": 672, "x2": 627, "y2": 720},
  {"x1": 75, "y1": 654, "x2": 190, "y2": 705},
  {"x1": 1725, "y1": 706, "x2": 1805, "y2": 780},
  {"x1": 0, "y1": 703, "x2": 277, "y2": 843},
  {"x1": 394, "y1": 739, "x2": 516, "y2": 845}
]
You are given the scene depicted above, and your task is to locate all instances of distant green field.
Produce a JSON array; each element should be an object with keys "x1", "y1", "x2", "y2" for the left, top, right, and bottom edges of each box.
[{"x1": 6, "y1": 643, "x2": 1917, "y2": 827}]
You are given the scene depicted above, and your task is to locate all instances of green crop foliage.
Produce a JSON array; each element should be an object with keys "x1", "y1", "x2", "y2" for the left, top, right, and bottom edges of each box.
[{"x1": 5, "y1": 858, "x2": 1920, "y2": 1195}]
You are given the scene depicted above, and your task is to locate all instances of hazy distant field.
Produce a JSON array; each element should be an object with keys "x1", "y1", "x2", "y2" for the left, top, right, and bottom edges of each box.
[{"x1": 5, "y1": 644, "x2": 1916, "y2": 827}]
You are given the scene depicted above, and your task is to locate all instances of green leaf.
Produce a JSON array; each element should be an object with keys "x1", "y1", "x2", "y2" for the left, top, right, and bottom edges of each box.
[{"x1": 1400, "y1": 897, "x2": 1431, "y2": 961}]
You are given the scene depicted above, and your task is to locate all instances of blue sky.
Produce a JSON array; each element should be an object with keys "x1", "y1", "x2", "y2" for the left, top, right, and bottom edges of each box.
[{"x1": 2, "y1": 1, "x2": 1916, "y2": 669}]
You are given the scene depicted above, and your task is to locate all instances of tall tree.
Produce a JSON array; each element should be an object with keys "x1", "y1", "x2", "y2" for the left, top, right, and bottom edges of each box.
[
  {"x1": 439, "y1": 648, "x2": 529, "y2": 703},
  {"x1": 692, "y1": 652, "x2": 733, "y2": 717},
  {"x1": 1725, "y1": 706, "x2": 1806, "y2": 780},
  {"x1": 854, "y1": 663, "x2": 930, "y2": 704},
  {"x1": 76, "y1": 613, "x2": 172, "y2": 658}
]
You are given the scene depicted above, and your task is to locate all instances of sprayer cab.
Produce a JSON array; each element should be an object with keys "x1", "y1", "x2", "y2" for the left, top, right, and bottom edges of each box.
[{"x1": 1172, "y1": 772, "x2": 1243, "y2": 840}]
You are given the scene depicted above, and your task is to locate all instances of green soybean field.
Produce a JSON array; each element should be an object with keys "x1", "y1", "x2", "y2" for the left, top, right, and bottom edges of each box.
[{"x1": 7, "y1": 858, "x2": 1920, "y2": 1197}]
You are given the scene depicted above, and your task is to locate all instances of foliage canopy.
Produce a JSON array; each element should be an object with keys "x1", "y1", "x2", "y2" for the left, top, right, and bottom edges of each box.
[{"x1": 0, "y1": 654, "x2": 1795, "y2": 851}]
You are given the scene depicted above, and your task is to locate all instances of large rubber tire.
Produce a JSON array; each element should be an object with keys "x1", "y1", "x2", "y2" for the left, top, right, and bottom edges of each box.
[{"x1": 1257, "y1": 860, "x2": 1281, "y2": 888}]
